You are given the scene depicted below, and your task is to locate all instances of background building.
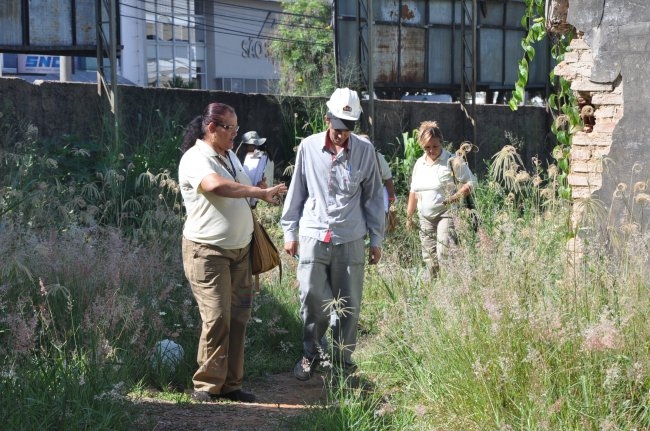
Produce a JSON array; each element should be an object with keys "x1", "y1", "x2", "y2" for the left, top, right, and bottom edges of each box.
[{"x1": 1, "y1": 0, "x2": 282, "y2": 91}]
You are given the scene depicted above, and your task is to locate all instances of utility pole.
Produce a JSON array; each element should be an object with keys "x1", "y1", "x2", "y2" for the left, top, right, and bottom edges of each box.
[{"x1": 367, "y1": 0, "x2": 375, "y2": 143}]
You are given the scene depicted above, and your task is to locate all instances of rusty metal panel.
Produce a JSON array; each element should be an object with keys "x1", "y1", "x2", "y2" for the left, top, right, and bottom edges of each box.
[
  {"x1": 75, "y1": 0, "x2": 97, "y2": 45},
  {"x1": 373, "y1": 25, "x2": 425, "y2": 85},
  {"x1": 29, "y1": 0, "x2": 73, "y2": 45},
  {"x1": 400, "y1": 27, "x2": 425, "y2": 83},
  {"x1": 0, "y1": 0, "x2": 23, "y2": 45},
  {"x1": 373, "y1": 25, "x2": 399, "y2": 83},
  {"x1": 0, "y1": 0, "x2": 100, "y2": 54},
  {"x1": 334, "y1": 0, "x2": 550, "y2": 93},
  {"x1": 375, "y1": 0, "x2": 425, "y2": 24}
]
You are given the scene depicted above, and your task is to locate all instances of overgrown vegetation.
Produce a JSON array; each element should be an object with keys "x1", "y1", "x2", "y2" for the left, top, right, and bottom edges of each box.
[
  {"x1": 510, "y1": 0, "x2": 577, "y2": 200},
  {"x1": 1, "y1": 101, "x2": 649, "y2": 430},
  {"x1": 268, "y1": 0, "x2": 335, "y2": 97}
]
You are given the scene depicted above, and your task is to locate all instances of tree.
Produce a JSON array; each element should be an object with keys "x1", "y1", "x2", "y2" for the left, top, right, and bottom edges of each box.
[{"x1": 268, "y1": 0, "x2": 335, "y2": 97}]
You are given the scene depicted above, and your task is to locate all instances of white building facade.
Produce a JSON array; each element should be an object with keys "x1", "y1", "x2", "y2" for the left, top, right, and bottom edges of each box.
[
  {"x1": 120, "y1": 0, "x2": 281, "y2": 90},
  {"x1": 1, "y1": 0, "x2": 282, "y2": 92}
]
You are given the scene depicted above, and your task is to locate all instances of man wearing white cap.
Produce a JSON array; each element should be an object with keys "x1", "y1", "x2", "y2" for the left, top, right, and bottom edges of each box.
[{"x1": 281, "y1": 88, "x2": 385, "y2": 380}]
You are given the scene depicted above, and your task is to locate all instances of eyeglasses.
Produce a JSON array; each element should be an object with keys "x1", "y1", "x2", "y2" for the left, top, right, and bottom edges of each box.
[{"x1": 219, "y1": 124, "x2": 240, "y2": 132}]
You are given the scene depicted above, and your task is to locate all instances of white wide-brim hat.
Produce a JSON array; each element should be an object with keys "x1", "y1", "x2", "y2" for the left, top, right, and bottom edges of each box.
[{"x1": 241, "y1": 131, "x2": 267, "y2": 146}]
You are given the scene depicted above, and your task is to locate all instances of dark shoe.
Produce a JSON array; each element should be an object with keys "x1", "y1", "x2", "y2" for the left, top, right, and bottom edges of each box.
[
  {"x1": 218, "y1": 389, "x2": 256, "y2": 403},
  {"x1": 191, "y1": 390, "x2": 217, "y2": 402},
  {"x1": 293, "y1": 356, "x2": 319, "y2": 381}
]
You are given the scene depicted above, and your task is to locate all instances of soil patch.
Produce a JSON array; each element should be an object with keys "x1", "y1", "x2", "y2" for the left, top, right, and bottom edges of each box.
[{"x1": 133, "y1": 373, "x2": 328, "y2": 431}]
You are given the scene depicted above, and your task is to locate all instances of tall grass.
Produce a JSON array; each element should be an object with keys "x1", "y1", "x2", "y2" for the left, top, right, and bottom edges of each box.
[
  {"x1": 0, "y1": 103, "x2": 303, "y2": 429},
  {"x1": 1, "y1": 101, "x2": 649, "y2": 430}
]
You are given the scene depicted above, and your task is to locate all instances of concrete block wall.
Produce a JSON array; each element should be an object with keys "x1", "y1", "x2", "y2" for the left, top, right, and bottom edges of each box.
[{"x1": 0, "y1": 77, "x2": 552, "y2": 178}]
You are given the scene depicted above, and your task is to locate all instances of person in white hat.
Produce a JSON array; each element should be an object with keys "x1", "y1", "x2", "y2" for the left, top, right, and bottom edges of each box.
[
  {"x1": 240, "y1": 131, "x2": 275, "y2": 207},
  {"x1": 281, "y1": 88, "x2": 385, "y2": 381}
]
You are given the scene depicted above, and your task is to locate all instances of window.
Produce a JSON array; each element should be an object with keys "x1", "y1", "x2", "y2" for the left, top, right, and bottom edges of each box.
[{"x1": 145, "y1": 0, "x2": 205, "y2": 88}]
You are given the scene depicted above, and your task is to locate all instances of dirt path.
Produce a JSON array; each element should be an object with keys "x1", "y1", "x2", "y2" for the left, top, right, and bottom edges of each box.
[{"x1": 133, "y1": 373, "x2": 328, "y2": 431}]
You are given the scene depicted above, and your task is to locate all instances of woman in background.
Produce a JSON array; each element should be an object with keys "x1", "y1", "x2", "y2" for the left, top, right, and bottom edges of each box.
[{"x1": 406, "y1": 120, "x2": 476, "y2": 277}]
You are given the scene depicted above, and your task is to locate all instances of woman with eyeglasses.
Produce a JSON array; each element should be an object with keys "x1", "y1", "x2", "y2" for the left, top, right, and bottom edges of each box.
[
  {"x1": 178, "y1": 102, "x2": 287, "y2": 403},
  {"x1": 406, "y1": 120, "x2": 477, "y2": 277}
]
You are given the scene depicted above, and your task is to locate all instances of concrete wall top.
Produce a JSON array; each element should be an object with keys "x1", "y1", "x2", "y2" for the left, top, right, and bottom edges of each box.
[{"x1": 0, "y1": 77, "x2": 552, "y2": 177}]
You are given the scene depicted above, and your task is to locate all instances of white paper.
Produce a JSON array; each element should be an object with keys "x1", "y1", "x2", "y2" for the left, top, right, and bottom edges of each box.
[{"x1": 243, "y1": 151, "x2": 268, "y2": 205}]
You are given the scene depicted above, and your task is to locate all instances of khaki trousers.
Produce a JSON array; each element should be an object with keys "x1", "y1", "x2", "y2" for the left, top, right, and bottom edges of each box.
[
  {"x1": 419, "y1": 213, "x2": 456, "y2": 277},
  {"x1": 182, "y1": 237, "x2": 253, "y2": 395}
]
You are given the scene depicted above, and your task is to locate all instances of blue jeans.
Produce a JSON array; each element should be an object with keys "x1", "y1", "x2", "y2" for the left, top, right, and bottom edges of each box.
[{"x1": 297, "y1": 236, "x2": 366, "y2": 366}]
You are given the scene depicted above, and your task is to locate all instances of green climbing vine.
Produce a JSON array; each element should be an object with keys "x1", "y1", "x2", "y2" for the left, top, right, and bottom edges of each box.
[
  {"x1": 509, "y1": 0, "x2": 546, "y2": 110},
  {"x1": 510, "y1": 0, "x2": 579, "y2": 200}
]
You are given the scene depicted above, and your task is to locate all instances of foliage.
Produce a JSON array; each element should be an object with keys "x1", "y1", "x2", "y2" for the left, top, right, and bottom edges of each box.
[
  {"x1": 268, "y1": 0, "x2": 335, "y2": 97},
  {"x1": 390, "y1": 129, "x2": 420, "y2": 197},
  {"x1": 509, "y1": 0, "x2": 577, "y2": 200},
  {"x1": 509, "y1": 0, "x2": 547, "y2": 110},
  {"x1": 548, "y1": 44, "x2": 580, "y2": 200},
  {"x1": 2, "y1": 106, "x2": 649, "y2": 430},
  {"x1": 0, "y1": 101, "x2": 183, "y2": 237},
  {"x1": 165, "y1": 75, "x2": 195, "y2": 89}
]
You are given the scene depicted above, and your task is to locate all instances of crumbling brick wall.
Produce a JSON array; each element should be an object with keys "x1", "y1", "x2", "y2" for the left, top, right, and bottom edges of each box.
[
  {"x1": 553, "y1": 33, "x2": 626, "y2": 255},
  {"x1": 555, "y1": 0, "x2": 650, "y2": 263},
  {"x1": 554, "y1": 34, "x2": 624, "y2": 201}
]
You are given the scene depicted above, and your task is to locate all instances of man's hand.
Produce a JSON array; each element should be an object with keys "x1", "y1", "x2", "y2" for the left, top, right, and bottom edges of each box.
[
  {"x1": 368, "y1": 246, "x2": 381, "y2": 265},
  {"x1": 284, "y1": 241, "x2": 299, "y2": 257}
]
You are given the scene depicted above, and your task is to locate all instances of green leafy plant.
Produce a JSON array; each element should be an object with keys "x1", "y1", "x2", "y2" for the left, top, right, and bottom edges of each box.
[
  {"x1": 509, "y1": 0, "x2": 547, "y2": 110},
  {"x1": 268, "y1": 0, "x2": 335, "y2": 97},
  {"x1": 390, "y1": 129, "x2": 420, "y2": 197},
  {"x1": 509, "y1": 0, "x2": 577, "y2": 200}
]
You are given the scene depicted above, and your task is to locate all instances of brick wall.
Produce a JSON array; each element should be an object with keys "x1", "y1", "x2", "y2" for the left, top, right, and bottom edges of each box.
[
  {"x1": 554, "y1": 34, "x2": 624, "y2": 201},
  {"x1": 553, "y1": 34, "x2": 626, "y2": 255}
]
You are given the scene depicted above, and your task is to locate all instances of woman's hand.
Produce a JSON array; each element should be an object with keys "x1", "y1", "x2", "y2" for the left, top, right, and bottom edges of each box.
[
  {"x1": 260, "y1": 182, "x2": 287, "y2": 205},
  {"x1": 406, "y1": 217, "x2": 415, "y2": 231}
]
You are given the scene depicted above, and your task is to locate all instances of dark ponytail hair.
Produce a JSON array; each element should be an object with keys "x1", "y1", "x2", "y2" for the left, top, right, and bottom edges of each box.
[{"x1": 180, "y1": 102, "x2": 236, "y2": 153}]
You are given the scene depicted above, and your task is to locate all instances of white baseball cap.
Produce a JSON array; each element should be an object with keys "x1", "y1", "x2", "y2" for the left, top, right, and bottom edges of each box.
[{"x1": 326, "y1": 87, "x2": 362, "y2": 121}]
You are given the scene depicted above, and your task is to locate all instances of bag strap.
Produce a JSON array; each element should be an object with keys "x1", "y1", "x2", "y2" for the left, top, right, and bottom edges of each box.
[{"x1": 447, "y1": 156, "x2": 458, "y2": 185}]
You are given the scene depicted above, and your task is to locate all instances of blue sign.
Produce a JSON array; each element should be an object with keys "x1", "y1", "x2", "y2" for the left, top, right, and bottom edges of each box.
[{"x1": 18, "y1": 54, "x2": 61, "y2": 73}]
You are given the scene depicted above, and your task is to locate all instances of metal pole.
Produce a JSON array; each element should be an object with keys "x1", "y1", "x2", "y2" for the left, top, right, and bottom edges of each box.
[
  {"x1": 60, "y1": 56, "x2": 72, "y2": 82},
  {"x1": 110, "y1": 0, "x2": 119, "y2": 152},
  {"x1": 472, "y1": 0, "x2": 478, "y2": 156},
  {"x1": 368, "y1": 0, "x2": 374, "y2": 142}
]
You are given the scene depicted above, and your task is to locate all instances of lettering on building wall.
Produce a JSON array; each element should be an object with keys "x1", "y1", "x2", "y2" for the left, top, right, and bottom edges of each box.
[
  {"x1": 241, "y1": 37, "x2": 270, "y2": 59},
  {"x1": 17, "y1": 55, "x2": 61, "y2": 73}
]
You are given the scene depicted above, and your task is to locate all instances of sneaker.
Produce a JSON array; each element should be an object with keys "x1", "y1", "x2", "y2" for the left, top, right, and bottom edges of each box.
[
  {"x1": 218, "y1": 389, "x2": 256, "y2": 403},
  {"x1": 191, "y1": 390, "x2": 217, "y2": 402},
  {"x1": 293, "y1": 356, "x2": 318, "y2": 381}
]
